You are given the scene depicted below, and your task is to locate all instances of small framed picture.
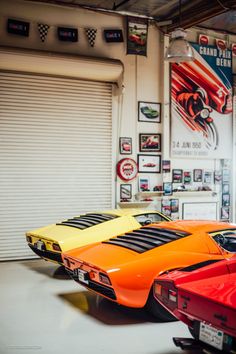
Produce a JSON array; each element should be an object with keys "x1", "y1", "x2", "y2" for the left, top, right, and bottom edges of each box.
[
  {"x1": 161, "y1": 199, "x2": 171, "y2": 217},
  {"x1": 139, "y1": 133, "x2": 161, "y2": 152},
  {"x1": 172, "y1": 169, "x2": 183, "y2": 183},
  {"x1": 119, "y1": 137, "x2": 132, "y2": 155},
  {"x1": 170, "y1": 199, "x2": 179, "y2": 213},
  {"x1": 203, "y1": 170, "x2": 213, "y2": 184},
  {"x1": 193, "y1": 169, "x2": 203, "y2": 182},
  {"x1": 163, "y1": 182, "x2": 172, "y2": 196},
  {"x1": 222, "y1": 169, "x2": 230, "y2": 183},
  {"x1": 222, "y1": 184, "x2": 229, "y2": 194},
  {"x1": 138, "y1": 176, "x2": 150, "y2": 192},
  {"x1": 183, "y1": 171, "x2": 191, "y2": 184},
  {"x1": 138, "y1": 154, "x2": 161, "y2": 173},
  {"x1": 162, "y1": 160, "x2": 171, "y2": 173},
  {"x1": 222, "y1": 194, "x2": 230, "y2": 207},
  {"x1": 138, "y1": 101, "x2": 161, "y2": 123},
  {"x1": 214, "y1": 170, "x2": 222, "y2": 184},
  {"x1": 221, "y1": 206, "x2": 230, "y2": 220},
  {"x1": 120, "y1": 184, "x2": 132, "y2": 200}
]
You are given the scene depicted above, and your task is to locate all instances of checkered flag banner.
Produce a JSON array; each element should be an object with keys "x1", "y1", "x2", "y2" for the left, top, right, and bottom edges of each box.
[
  {"x1": 38, "y1": 23, "x2": 50, "y2": 42},
  {"x1": 85, "y1": 28, "x2": 97, "y2": 47}
]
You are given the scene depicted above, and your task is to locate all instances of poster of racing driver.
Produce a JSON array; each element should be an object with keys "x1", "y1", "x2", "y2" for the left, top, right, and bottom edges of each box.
[{"x1": 171, "y1": 43, "x2": 233, "y2": 159}]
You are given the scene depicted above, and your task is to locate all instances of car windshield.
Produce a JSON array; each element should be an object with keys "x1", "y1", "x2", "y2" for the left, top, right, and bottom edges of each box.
[
  {"x1": 135, "y1": 213, "x2": 168, "y2": 226},
  {"x1": 213, "y1": 231, "x2": 236, "y2": 253}
]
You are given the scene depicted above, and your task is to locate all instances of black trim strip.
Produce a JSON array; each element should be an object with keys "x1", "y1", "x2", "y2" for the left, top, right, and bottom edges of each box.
[
  {"x1": 181, "y1": 259, "x2": 222, "y2": 272},
  {"x1": 28, "y1": 244, "x2": 62, "y2": 263}
]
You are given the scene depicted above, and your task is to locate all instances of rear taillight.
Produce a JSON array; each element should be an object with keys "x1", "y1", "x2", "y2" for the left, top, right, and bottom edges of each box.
[
  {"x1": 154, "y1": 280, "x2": 178, "y2": 311},
  {"x1": 99, "y1": 273, "x2": 111, "y2": 285},
  {"x1": 63, "y1": 258, "x2": 70, "y2": 268},
  {"x1": 52, "y1": 243, "x2": 61, "y2": 251},
  {"x1": 168, "y1": 289, "x2": 177, "y2": 303},
  {"x1": 26, "y1": 236, "x2": 32, "y2": 243}
]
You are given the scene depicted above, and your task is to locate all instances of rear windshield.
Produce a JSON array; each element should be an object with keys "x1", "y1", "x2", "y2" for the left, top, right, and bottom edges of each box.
[
  {"x1": 213, "y1": 231, "x2": 236, "y2": 253},
  {"x1": 135, "y1": 213, "x2": 169, "y2": 226}
]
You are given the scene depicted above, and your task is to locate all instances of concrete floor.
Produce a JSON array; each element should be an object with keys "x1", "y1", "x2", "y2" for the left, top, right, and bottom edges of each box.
[{"x1": 0, "y1": 259, "x2": 199, "y2": 354}]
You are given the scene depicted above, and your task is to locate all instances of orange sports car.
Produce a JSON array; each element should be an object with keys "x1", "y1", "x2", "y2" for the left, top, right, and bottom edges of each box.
[{"x1": 62, "y1": 220, "x2": 236, "y2": 321}]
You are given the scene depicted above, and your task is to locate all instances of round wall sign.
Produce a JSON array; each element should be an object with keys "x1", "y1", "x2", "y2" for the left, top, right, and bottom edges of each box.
[{"x1": 117, "y1": 158, "x2": 138, "y2": 181}]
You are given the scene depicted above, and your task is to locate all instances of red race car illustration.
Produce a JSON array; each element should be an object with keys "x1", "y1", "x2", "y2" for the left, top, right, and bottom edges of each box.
[
  {"x1": 143, "y1": 163, "x2": 156, "y2": 167},
  {"x1": 172, "y1": 47, "x2": 232, "y2": 151},
  {"x1": 154, "y1": 245, "x2": 236, "y2": 352}
]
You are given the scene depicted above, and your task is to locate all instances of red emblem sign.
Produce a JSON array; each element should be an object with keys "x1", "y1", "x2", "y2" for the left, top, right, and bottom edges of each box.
[{"x1": 117, "y1": 158, "x2": 138, "y2": 181}]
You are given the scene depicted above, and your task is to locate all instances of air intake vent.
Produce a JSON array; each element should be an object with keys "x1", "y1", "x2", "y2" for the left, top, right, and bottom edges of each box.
[
  {"x1": 102, "y1": 227, "x2": 190, "y2": 253},
  {"x1": 57, "y1": 213, "x2": 118, "y2": 230}
]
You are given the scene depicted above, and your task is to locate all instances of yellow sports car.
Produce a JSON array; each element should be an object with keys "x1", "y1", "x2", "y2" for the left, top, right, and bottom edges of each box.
[{"x1": 26, "y1": 209, "x2": 170, "y2": 264}]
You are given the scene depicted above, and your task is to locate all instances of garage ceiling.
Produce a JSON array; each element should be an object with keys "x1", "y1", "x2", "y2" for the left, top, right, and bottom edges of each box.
[{"x1": 26, "y1": 0, "x2": 236, "y2": 34}]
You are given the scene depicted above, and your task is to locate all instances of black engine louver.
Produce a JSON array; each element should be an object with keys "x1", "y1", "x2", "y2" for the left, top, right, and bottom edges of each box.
[
  {"x1": 56, "y1": 213, "x2": 118, "y2": 230},
  {"x1": 102, "y1": 227, "x2": 190, "y2": 253}
]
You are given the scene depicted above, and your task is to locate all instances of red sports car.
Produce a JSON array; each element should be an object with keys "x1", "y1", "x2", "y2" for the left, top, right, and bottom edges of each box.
[{"x1": 154, "y1": 250, "x2": 236, "y2": 352}]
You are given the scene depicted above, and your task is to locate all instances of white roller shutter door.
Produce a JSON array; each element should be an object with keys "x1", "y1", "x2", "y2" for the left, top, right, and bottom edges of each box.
[{"x1": 0, "y1": 71, "x2": 113, "y2": 261}]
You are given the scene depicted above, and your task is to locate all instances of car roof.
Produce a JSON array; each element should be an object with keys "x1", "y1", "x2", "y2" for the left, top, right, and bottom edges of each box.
[{"x1": 146, "y1": 219, "x2": 236, "y2": 234}]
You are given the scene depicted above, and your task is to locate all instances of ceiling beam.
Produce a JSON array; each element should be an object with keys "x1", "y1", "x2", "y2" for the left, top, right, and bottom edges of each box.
[{"x1": 164, "y1": 0, "x2": 236, "y2": 32}]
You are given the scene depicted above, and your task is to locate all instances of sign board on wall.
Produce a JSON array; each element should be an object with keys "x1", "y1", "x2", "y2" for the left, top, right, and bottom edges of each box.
[
  {"x1": 183, "y1": 202, "x2": 218, "y2": 220},
  {"x1": 171, "y1": 44, "x2": 233, "y2": 159}
]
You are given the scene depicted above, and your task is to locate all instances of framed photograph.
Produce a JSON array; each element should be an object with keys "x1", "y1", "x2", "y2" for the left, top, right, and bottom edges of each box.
[
  {"x1": 171, "y1": 199, "x2": 179, "y2": 213},
  {"x1": 214, "y1": 170, "x2": 222, "y2": 184},
  {"x1": 193, "y1": 169, "x2": 203, "y2": 182},
  {"x1": 162, "y1": 160, "x2": 171, "y2": 173},
  {"x1": 138, "y1": 154, "x2": 161, "y2": 173},
  {"x1": 222, "y1": 169, "x2": 230, "y2": 183},
  {"x1": 119, "y1": 137, "x2": 132, "y2": 155},
  {"x1": 120, "y1": 184, "x2": 132, "y2": 200},
  {"x1": 161, "y1": 199, "x2": 171, "y2": 217},
  {"x1": 203, "y1": 170, "x2": 213, "y2": 184},
  {"x1": 163, "y1": 182, "x2": 172, "y2": 196},
  {"x1": 222, "y1": 183, "x2": 229, "y2": 194},
  {"x1": 222, "y1": 194, "x2": 230, "y2": 207},
  {"x1": 139, "y1": 133, "x2": 161, "y2": 152},
  {"x1": 172, "y1": 169, "x2": 183, "y2": 183},
  {"x1": 127, "y1": 16, "x2": 148, "y2": 56},
  {"x1": 138, "y1": 101, "x2": 161, "y2": 123},
  {"x1": 183, "y1": 171, "x2": 191, "y2": 184},
  {"x1": 138, "y1": 176, "x2": 150, "y2": 192},
  {"x1": 221, "y1": 206, "x2": 230, "y2": 220}
]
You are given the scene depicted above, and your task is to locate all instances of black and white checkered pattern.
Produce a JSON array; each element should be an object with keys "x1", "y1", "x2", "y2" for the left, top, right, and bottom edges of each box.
[
  {"x1": 85, "y1": 28, "x2": 97, "y2": 47},
  {"x1": 38, "y1": 23, "x2": 50, "y2": 43}
]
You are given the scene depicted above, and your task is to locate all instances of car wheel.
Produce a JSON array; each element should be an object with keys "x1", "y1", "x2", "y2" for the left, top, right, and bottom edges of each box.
[{"x1": 145, "y1": 285, "x2": 177, "y2": 322}]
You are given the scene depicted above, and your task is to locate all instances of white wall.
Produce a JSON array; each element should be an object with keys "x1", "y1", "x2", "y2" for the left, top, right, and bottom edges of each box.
[{"x1": 0, "y1": 0, "x2": 163, "y2": 206}]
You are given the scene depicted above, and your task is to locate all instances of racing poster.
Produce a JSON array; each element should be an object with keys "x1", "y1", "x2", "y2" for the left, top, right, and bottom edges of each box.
[{"x1": 171, "y1": 43, "x2": 233, "y2": 158}]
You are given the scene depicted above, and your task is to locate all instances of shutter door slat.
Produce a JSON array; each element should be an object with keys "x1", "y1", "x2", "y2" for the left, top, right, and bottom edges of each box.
[{"x1": 0, "y1": 71, "x2": 113, "y2": 261}]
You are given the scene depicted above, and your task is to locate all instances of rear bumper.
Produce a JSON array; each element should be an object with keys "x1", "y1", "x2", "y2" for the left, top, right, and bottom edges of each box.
[
  {"x1": 66, "y1": 268, "x2": 117, "y2": 301},
  {"x1": 28, "y1": 244, "x2": 62, "y2": 264}
]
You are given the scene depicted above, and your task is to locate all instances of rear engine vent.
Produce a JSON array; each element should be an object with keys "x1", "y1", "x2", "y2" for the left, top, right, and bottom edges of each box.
[
  {"x1": 56, "y1": 213, "x2": 118, "y2": 230},
  {"x1": 102, "y1": 227, "x2": 190, "y2": 253}
]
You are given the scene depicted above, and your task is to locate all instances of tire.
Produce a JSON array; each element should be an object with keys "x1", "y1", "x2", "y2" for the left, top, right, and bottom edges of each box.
[{"x1": 145, "y1": 285, "x2": 178, "y2": 322}]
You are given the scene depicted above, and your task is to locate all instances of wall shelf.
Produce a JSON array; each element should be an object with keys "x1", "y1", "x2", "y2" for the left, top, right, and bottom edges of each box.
[{"x1": 117, "y1": 202, "x2": 151, "y2": 208}]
